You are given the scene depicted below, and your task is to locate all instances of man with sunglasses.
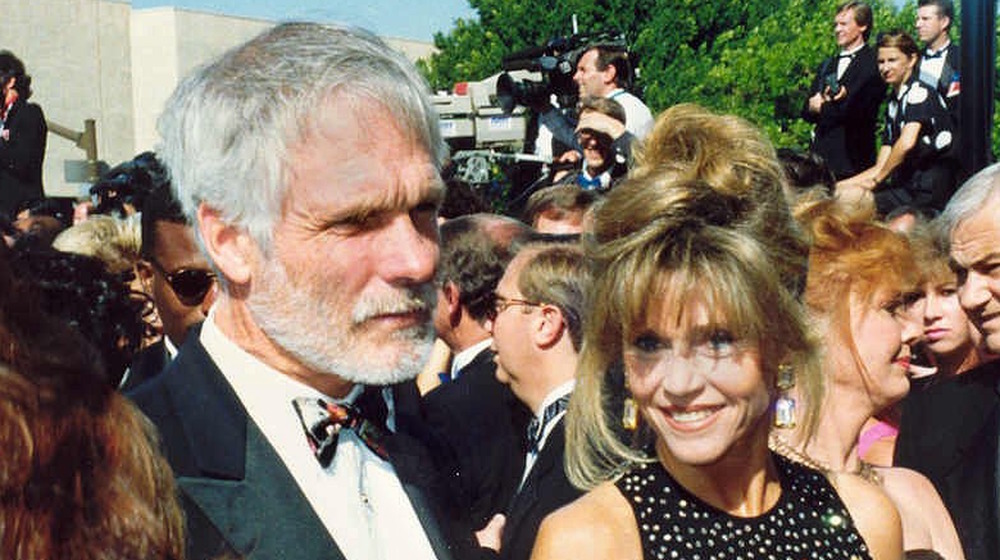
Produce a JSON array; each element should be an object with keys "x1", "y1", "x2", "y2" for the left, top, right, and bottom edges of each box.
[
  {"x1": 122, "y1": 174, "x2": 217, "y2": 390},
  {"x1": 128, "y1": 23, "x2": 455, "y2": 560}
]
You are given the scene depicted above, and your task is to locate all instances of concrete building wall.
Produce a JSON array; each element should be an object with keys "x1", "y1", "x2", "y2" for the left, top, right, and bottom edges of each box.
[
  {"x1": 130, "y1": 8, "x2": 271, "y2": 153},
  {"x1": 1, "y1": 0, "x2": 134, "y2": 197},
  {"x1": 1, "y1": 0, "x2": 434, "y2": 200}
]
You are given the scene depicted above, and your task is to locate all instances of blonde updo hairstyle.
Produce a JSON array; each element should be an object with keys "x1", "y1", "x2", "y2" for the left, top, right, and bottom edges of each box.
[{"x1": 565, "y1": 105, "x2": 821, "y2": 489}]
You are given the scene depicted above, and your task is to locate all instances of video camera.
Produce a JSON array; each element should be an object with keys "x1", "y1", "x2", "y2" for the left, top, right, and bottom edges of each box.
[{"x1": 496, "y1": 31, "x2": 628, "y2": 114}]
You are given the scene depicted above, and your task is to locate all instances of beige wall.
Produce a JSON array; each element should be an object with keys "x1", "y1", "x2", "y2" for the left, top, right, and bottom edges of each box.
[{"x1": 0, "y1": 0, "x2": 434, "y2": 198}]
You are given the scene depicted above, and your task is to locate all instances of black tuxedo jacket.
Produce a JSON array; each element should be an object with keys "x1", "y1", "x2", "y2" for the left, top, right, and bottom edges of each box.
[
  {"x1": 918, "y1": 43, "x2": 960, "y2": 115},
  {"x1": 0, "y1": 99, "x2": 46, "y2": 217},
  {"x1": 803, "y1": 44, "x2": 885, "y2": 179},
  {"x1": 120, "y1": 339, "x2": 170, "y2": 391},
  {"x1": 420, "y1": 347, "x2": 530, "y2": 530},
  {"x1": 500, "y1": 420, "x2": 582, "y2": 560},
  {"x1": 896, "y1": 359, "x2": 1000, "y2": 560},
  {"x1": 128, "y1": 332, "x2": 456, "y2": 560}
]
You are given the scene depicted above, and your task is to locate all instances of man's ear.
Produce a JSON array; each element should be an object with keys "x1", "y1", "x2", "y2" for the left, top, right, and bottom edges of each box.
[
  {"x1": 442, "y1": 281, "x2": 462, "y2": 325},
  {"x1": 534, "y1": 304, "x2": 566, "y2": 349},
  {"x1": 602, "y1": 63, "x2": 617, "y2": 87},
  {"x1": 197, "y1": 203, "x2": 256, "y2": 288}
]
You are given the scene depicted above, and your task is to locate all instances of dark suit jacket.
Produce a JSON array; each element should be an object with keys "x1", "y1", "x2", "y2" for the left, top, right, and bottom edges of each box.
[
  {"x1": 500, "y1": 419, "x2": 582, "y2": 560},
  {"x1": 0, "y1": 99, "x2": 46, "y2": 217},
  {"x1": 803, "y1": 44, "x2": 885, "y2": 179},
  {"x1": 128, "y1": 332, "x2": 456, "y2": 560},
  {"x1": 419, "y1": 348, "x2": 530, "y2": 530},
  {"x1": 896, "y1": 359, "x2": 1000, "y2": 560},
  {"x1": 120, "y1": 339, "x2": 170, "y2": 391}
]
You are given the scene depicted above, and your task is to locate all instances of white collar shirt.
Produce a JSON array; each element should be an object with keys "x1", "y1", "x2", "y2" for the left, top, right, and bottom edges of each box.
[
  {"x1": 450, "y1": 338, "x2": 492, "y2": 380},
  {"x1": 920, "y1": 40, "x2": 951, "y2": 85},
  {"x1": 200, "y1": 312, "x2": 437, "y2": 560}
]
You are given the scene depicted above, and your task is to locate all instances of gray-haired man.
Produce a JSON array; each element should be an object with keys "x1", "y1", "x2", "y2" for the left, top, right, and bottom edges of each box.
[{"x1": 130, "y1": 22, "x2": 453, "y2": 560}]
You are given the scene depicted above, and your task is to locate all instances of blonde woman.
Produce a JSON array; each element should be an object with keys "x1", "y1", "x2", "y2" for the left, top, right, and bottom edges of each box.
[{"x1": 532, "y1": 106, "x2": 903, "y2": 560}]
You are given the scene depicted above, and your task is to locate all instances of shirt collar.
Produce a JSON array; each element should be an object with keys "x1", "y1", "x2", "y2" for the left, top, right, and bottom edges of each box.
[
  {"x1": 450, "y1": 338, "x2": 492, "y2": 380},
  {"x1": 925, "y1": 40, "x2": 951, "y2": 57},
  {"x1": 839, "y1": 43, "x2": 864, "y2": 57},
  {"x1": 534, "y1": 379, "x2": 576, "y2": 418}
]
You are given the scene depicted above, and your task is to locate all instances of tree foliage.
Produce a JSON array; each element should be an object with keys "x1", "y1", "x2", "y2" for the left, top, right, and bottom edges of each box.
[{"x1": 420, "y1": 0, "x2": 995, "y2": 155}]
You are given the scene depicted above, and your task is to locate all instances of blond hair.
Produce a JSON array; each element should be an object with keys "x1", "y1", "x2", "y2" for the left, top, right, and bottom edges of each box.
[{"x1": 565, "y1": 105, "x2": 821, "y2": 490}]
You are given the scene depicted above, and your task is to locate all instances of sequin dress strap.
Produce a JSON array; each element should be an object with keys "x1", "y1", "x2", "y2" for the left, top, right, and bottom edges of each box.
[{"x1": 614, "y1": 454, "x2": 873, "y2": 560}]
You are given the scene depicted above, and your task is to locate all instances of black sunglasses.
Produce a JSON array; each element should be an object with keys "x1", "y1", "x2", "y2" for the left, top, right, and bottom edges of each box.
[{"x1": 148, "y1": 258, "x2": 216, "y2": 306}]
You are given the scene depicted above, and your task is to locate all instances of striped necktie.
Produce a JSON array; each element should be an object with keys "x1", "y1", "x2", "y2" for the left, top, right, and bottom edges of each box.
[{"x1": 526, "y1": 394, "x2": 571, "y2": 453}]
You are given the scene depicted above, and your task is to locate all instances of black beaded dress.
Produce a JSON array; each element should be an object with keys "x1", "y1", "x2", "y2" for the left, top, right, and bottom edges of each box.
[{"x1": 616, "y1": 453, "x2": 873, "y2": 560}]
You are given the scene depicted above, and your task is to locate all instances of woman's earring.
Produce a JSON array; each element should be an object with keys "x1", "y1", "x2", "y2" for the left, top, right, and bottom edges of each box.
[
  {"x1": 622, "y1": 376, "x2": 639, "y2": 431},
  {"x1": 774, "y1": 363, "x2": 797, "y2": 429},
  {"x1": 622, "y1": 396, "x2": 639, "y2": 431}
]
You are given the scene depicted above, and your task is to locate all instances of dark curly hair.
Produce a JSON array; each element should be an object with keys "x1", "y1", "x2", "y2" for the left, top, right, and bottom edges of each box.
[
  {"x1": 91, "y1": 151, "x2": 170, "y2": 217},
  {"x1": 8, "y1": 246, "x2": 154, "y2": 386}
]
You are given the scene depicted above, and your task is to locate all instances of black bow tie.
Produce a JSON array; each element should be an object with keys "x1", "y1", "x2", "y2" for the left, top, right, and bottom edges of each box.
[
  {"x1": 526, "y1": 394, "x2": 571, "y2": 453},
  {"x1": 292, "y1": 389, "x2": 389, "y2": 467},
  {"x1": 838, "y1": 52, "x2": 856, "y2": 60},
  {"x1": 924, "y1": 49, "x2": 946, "y2": 60}
]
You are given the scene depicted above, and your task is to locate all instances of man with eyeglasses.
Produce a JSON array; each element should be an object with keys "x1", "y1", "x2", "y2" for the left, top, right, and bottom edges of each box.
[
  {"x1": 122, "y1": 172, "x2": 217, "y2": 390},
  {"x1": 475, "y1": 242, "x2": 588, "y2": 560}
]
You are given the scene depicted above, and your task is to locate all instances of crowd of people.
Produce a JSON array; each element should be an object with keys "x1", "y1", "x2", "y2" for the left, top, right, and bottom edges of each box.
[{"x1": 0, "y1": 2, "x2": 998, "y2": 560}]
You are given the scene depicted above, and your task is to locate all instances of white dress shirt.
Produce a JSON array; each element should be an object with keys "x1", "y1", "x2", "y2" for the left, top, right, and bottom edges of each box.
[
  {"x1": 836, "y1": 44, "x2": 864, "y2": 80},
  {"x1": 607, "y1": 89, "x2": 653, "y2": 140},
  {"x1": 200, "y1": 313, "x2": 437, "y2": 560}
]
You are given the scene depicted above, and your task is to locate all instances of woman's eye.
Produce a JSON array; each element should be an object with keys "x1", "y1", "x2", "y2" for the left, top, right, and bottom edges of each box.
[
  {"x1": 706, "y1": 330, "x2": 735, "y2": 353},
  {"x1": 631, "y1": 333, "x2": 665, "y2": 353}
]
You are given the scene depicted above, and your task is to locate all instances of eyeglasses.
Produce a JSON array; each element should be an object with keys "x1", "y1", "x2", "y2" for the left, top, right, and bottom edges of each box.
[
  {"x1": 488, "y1": 293, "x2": 542, "y2": 321},
  {"x1": 148, "y1": 258, "x2": 216, "y2": 306}
]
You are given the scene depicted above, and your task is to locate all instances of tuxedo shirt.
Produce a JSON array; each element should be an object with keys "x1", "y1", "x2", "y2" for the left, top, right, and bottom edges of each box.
[
  {"x1": 200, "y1": 315, "x2": 437, "y2": 560},
  {"x1": 201, "y1": 316, "x2": 434, "y2": 560}
]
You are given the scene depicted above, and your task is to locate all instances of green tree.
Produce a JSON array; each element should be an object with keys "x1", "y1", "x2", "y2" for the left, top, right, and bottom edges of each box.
[{"x1": 422, "y1": 0, "x2": 996, "y2": 157}]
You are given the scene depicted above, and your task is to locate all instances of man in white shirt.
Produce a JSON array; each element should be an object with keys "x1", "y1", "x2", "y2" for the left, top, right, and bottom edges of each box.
[
  {"x1": 477, "y1": 242, "x2": 589, "y2": 560},
  {"x1": 535, "y1": 44, "x2": 652, "y2": 157},
  {"x1": 572, "y1": 45, "x2": 653, "y2": 140},
  {"x1": 129, "y1": 22, "x2": 454, "y2": 560}
]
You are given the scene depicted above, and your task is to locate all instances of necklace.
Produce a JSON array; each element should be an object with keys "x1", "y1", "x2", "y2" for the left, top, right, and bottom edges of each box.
[{"x1": 768, "y1": 434, "x2": 882, "y2": 486}]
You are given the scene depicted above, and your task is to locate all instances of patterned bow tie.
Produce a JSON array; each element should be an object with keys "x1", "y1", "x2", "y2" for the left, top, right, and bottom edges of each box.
[
  {"x1": 526, "y1": 394, "x2": 571, "y2": 453},
  {"x1": 292, "y1": 393, "x2": 389, "y2": 467}
]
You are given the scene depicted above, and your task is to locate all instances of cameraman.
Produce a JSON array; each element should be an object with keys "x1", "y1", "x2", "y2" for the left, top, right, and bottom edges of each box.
[{"x1": 537, "y1": 44, "x2": 652, "y2": 152}]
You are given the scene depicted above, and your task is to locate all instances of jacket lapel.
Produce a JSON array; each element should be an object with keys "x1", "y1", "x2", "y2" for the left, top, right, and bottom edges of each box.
[
  {"x1": 503, "y1": 420, "x2": 566, "y2": 542},
  {"x1": 164, "y1": 336, "x2": 343, "y2": 559}
]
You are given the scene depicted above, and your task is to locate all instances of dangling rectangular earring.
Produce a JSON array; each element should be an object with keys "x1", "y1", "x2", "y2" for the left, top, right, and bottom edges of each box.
[
  {"x1": 622, "y1": 396, "x2": 639, "y2": 431},
  {"x1": 774, "y1": 363, "x2": 797, "y2": 429}
]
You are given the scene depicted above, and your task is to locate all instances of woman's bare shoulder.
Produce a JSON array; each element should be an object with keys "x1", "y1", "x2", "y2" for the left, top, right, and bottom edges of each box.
[
  {"x1": 827, "y1": 471, "x2": 904, "y2": 560},
  {"x1": 531, "y1": 481, "x2": 642, "y2": 560}
]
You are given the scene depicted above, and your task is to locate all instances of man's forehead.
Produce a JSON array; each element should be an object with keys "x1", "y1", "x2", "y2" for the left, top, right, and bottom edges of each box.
[{"x1": 951, "y1": 202, "x2": 1000, "y2": 262}]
